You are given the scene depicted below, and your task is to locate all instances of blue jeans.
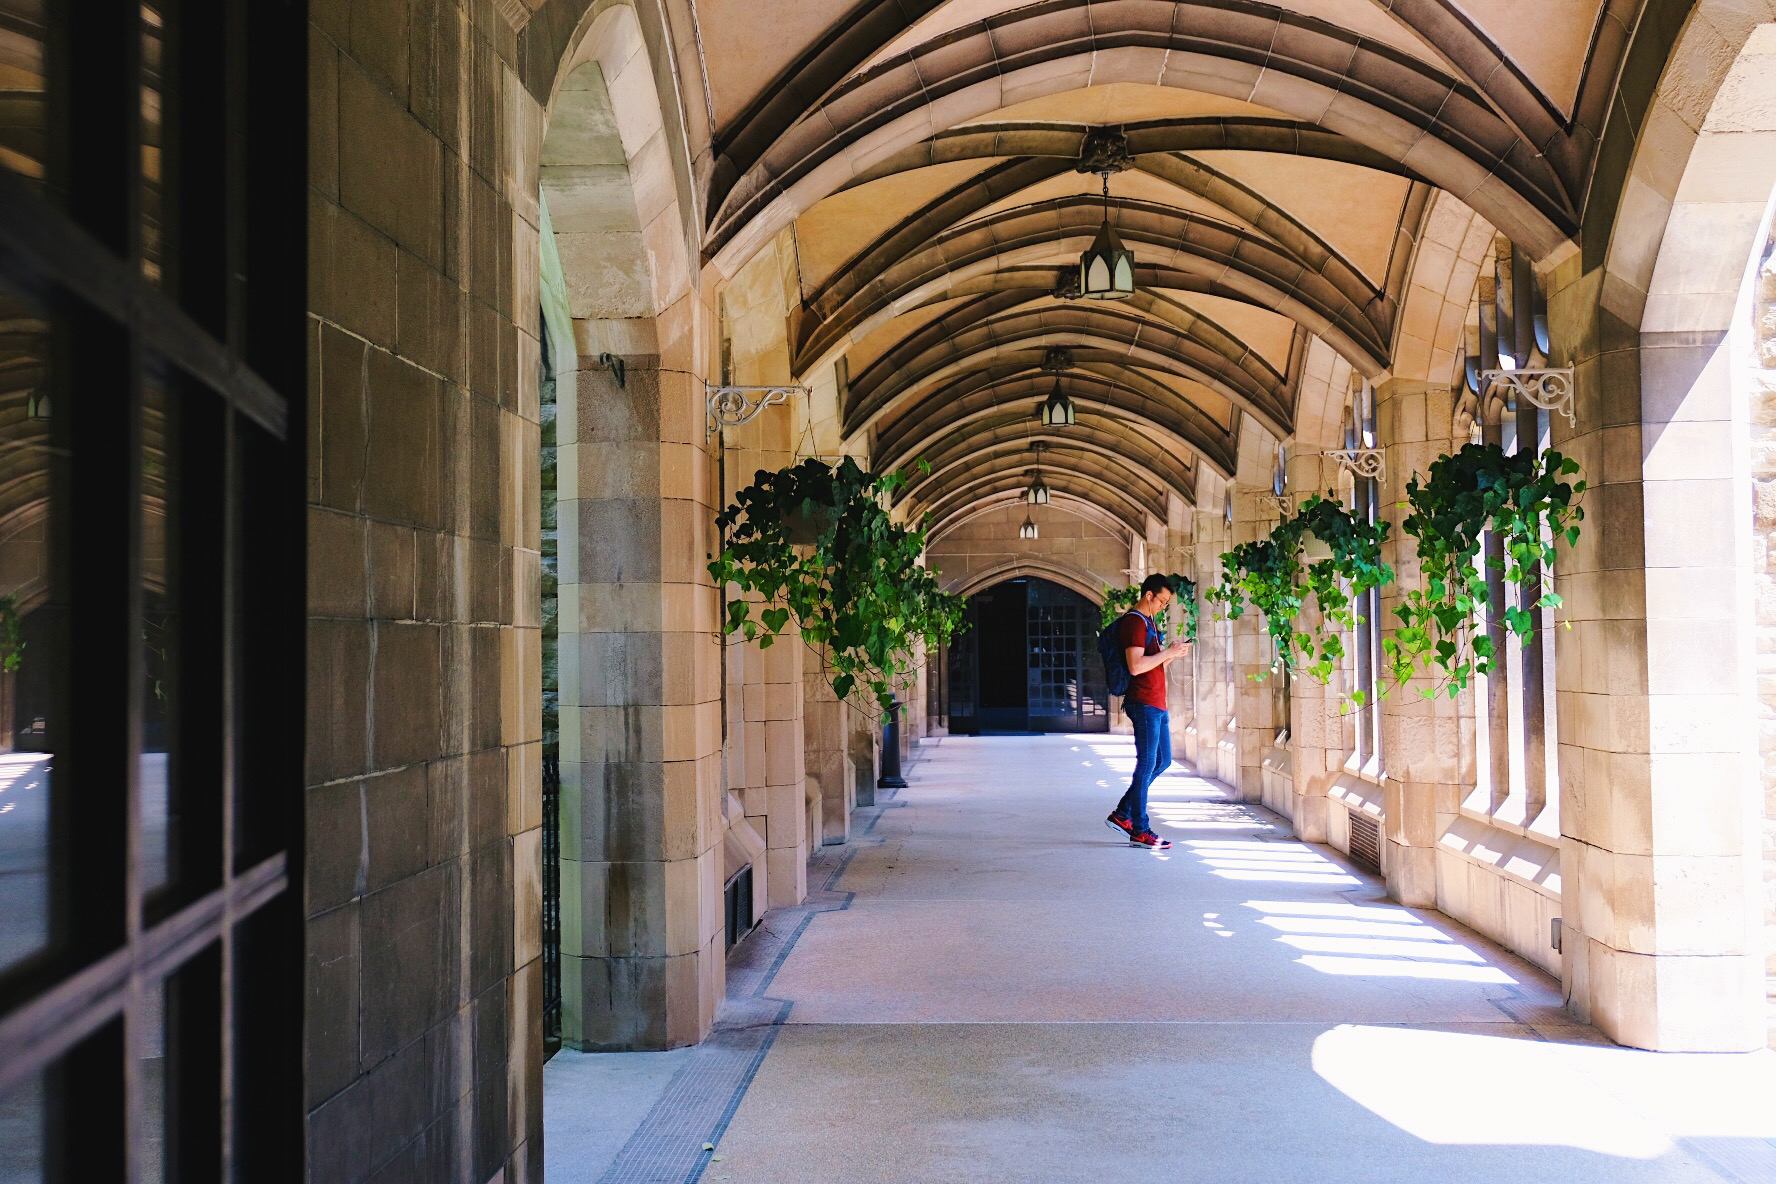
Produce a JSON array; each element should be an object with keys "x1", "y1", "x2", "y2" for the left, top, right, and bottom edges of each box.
[{"x1": 1116, "y1": 702, "x2": 1171, "y2": 834}]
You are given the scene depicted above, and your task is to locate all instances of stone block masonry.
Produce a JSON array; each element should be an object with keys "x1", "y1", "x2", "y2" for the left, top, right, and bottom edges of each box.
[{"x1": 307, "y1": 1, "x2": 545, "y2": 1179}]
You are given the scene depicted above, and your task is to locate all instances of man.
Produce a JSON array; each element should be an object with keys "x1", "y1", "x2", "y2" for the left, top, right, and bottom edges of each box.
[{"x1": 1107, "y1": 573, "x2": 1192, "y2": 850}]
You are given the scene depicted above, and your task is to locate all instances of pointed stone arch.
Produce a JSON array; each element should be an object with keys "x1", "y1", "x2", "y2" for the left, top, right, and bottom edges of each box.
[
  {"x1": 803, "y1": 199, "x2": 1390, "y2": 386},
  {"x1": 706, "y1": 2, "x2": 1579, "y2": 273}
]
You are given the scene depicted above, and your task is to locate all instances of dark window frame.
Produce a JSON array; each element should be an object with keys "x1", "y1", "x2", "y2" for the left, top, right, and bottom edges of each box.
[{"x1": 0, "y1": 1, "x2": 307, "y2": 1179}]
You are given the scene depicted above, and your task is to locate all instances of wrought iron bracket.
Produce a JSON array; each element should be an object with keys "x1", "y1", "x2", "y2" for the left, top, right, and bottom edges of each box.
[
  {"x1": 1479, "y1": 367, "x2": 1574, "y2": 424},
  {"x1": 1323, "y1": 448, "x2": 1384, "y2": 481},
  {"x1": 1255, "y1": 493, "x2": 1293, "y2": 519},
  {"x1": 705, "y1": 383, "x2": 806, "y2": 440}
]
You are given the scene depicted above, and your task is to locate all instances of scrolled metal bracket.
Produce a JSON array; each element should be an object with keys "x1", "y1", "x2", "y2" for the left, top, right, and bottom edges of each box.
[
  {"x1": 1479, "y1": 367, "x2": 1575, "y2": 424},
  {"x1": 1323, "y1": 448, "x2": 1384, "y2": 481},
  {"x1": 705, "y1": 383, "x2": 806, "y2": 440},
  {"x1": 1255, "y1": 492, "x2": 1293, "y2": 519}
]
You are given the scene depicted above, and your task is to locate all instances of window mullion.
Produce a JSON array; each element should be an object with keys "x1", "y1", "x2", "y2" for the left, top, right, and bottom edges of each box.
[{"x1": 1515, "y1": 399, "x2": 1548, "y2": 819}]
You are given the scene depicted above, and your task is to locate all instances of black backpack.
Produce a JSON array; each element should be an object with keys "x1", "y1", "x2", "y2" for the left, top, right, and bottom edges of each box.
[{"x1": 1097, "y1": 611, "x2": 1154, "y2": 697}]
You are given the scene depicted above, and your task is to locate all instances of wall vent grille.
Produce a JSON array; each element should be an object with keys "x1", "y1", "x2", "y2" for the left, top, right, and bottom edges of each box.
[
  {"x1": 725, "y1": 866, "x2": 756, "y2": 950},
  {"x1": 1348, "y1": 812, "x2": 1382, "y2": 873}
]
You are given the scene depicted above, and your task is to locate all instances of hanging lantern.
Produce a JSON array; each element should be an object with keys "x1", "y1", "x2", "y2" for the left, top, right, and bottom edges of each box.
[
  {"x1": 1078, "y1": 172, "x2": 1136, "y2": 300},
  {"x1": 1019, "y1": 515, "x2": 1039, "y2": 540},
  {"x1": 25, "y1": 389, "x2": 48, "y2": 420},
  {"x1": 1026, "y1": 473, "x2": 1049, "y2": 505},
  {"x1": 1039, "y1": 380, "x2": 1075, "y2": 426}
]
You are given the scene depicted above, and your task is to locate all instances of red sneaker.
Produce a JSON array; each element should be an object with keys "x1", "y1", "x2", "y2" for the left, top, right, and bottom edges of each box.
[
  {"x1": 1106, "y1": 812, "x2": 1135, "y2": 837},
  {"x1": 1129, "y1": 830, "x2": 1172, "y2": 851}
]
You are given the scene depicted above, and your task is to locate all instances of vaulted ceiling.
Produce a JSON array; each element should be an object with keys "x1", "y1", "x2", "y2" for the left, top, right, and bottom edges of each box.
[{"x1": 693, "y1": 0, "x2": 1631, "y2": 538}]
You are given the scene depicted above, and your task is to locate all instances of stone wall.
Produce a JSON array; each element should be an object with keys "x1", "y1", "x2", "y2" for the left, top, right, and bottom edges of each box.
[
  {"x1": 1751, "y1": 241, "x2": 1776, "y2": 1046},
  {"x1": 306, "y1": 1, "x2": 543, "y2": 1178},
  {"x1": 719, "y1": 230, "x2": 810, "y2": 911},
  {"x1": 925, "y1": 502, "x2": 1129, "y2": 603}
]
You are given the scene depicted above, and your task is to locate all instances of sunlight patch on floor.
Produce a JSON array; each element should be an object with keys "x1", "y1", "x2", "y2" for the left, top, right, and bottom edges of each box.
[
  {"x1": 1235, "y1": 897, "x2": 1515, "y2": 981},
  {"x1": 1311, "y1": 1025, "x2": 1776, "y2": 1157},
  {"x1": 1275, "y1": 935, "x2": 1489, "y2": 963},
  {"x1": 1181, "y1": 838, "x2": 1362, "y2": 884}
]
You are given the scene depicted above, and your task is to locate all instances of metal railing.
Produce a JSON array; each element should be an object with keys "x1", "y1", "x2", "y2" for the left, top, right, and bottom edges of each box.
[{"x1": 542, "y1": 754, "x2": 562, "y2": 1057}]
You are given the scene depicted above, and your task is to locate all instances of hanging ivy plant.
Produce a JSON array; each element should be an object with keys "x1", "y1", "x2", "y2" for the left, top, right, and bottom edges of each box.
[
  {"x1": 1100, "y1": 574, "x2": 1198, "y2": 643},
  {"x1": 709, "y1": 457, "x2": 966, "y2": 712},
  {"x1": 0, "y1": 593, "x2": 20, "y2": 673},
  {"x1": 1205, "y1": 494, "x2": 1391, "y2": 687},
  {"x1": 1384, "y1": 442, "x2": 1585, "y2": 698},
  {"x1": 1100, "y1": 584, "x2": 1138, "y2": 625}
]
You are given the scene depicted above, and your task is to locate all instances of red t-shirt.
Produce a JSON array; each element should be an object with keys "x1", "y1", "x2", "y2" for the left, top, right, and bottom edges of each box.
[{"x1": 1119, "y1": 612, "x2": 1166, "y2": 711}]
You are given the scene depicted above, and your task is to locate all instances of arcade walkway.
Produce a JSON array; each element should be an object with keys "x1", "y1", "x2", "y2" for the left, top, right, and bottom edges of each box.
[{"x1": 550, "y1": 736, "x2": 1776, "y2": 1183}]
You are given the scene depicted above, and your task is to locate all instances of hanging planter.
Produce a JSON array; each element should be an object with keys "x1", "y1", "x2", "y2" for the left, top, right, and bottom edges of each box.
[
  {"x1": 1206, "y1": 495, "x2": 1392, "y2": 690},
  {"x1": 708, "y1": 457, "x2": 966, "y2": 711},
  {"x1": 1100, "y1": 574, "x2": 1198, "y2": 643},
  {"x1": 1298, "y1": 529, "x2": 1334, "y2": 566},
  {"x1": 1384, "y1": 442, "x2": 1585, "y2": 697},
  {"x1": 781, "y1": 504, "x2": 838, "y2": 545}
]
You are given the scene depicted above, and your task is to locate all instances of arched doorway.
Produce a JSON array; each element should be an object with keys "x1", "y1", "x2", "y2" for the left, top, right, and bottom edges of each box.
[{"x1": 949, "y1": 577, "x2": 1108, "y2": 735}]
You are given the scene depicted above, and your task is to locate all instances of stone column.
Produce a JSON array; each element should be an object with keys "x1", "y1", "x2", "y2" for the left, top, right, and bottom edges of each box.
[
  {"x1": 1228, "y1": 425, "x2": 1285, "y2": 803},
  {"x1": 1283, "y1": 449, "x2": 1352, "y2": 844},
  {"x1": 720, "y1": 410, "x2": 809, "y2": 910},
  {"x1": 1755, "y1": 253, "x2": 1776, "y2": 1049},
  {"x1": 557, "y1": 335, "x2": 726, "y2": 1050},
  {"x1": 1161, "y1": 493, "x2": 1196, "y2": 760},
  {"x1": 1374, "y1": 379, "x2": 1469, "y2": 908},
  {"x1": 1546, "y1": 256, "x2": 1764, "y2": 1050},
  {"x1": 716, "y1": 232, "x2": 812, "y2": 910},
  {"x1": 1190, "y1": 470, "x2": 1238, "y2": 785},
  {"x1": 850, "y1": 708, "x2": 881, "y2": 808},
  {"x1": 804, "y1": 649, "x2": 853, "y2": 845}
]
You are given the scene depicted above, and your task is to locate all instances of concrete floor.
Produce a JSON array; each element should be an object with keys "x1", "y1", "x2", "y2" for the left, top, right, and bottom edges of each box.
[
  {"x1": 548, "y1": 735, "x2": 1776, "y2": 1183},
  {"x1": 543, "y1": 1047, "x2": 695, "y2": 1183}
]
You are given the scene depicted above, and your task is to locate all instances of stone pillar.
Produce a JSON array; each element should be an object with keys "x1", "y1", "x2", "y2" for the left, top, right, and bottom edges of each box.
[
  {"x1": 1371, "y1": 380, "x2": 1468, "y2": 907},
  {"x1": 850, "y1": 707, "x2": 880, "y2": 807},
  {"x1": 717, "y1": 231, "x2": 811, "y2": 910},
  {"x1": 1190, "y1": 469, "x2": 1238, "y2": 785},
  {"x1": 1162, "y1": 493, "x2": 1196, "y2": 760},
  {"x1": 1283, "y1": 449, "x2": 1352, "y2": 844},
  {"x1": 906, "y1": 641, "x2": 929, "y2": 745},
  {"x1": 1547, "y1": 258, "x2": 1764, "y2": 1051},
  {"x1": 1228, "y1": 428, "x2": 1284, "y2": 803},
  {"x1": 804, "y1": 649, "x2": 853, "y2": 845},
  {"x1": 1755, "y1": 253, "x2": 1776, "y2": 1048},
  {"x1": 720, "y1": 415, "x2": 809, "y2": 910},
  {"x1": 557, "y1": 340, "x2": 726, "y2": 1050}
]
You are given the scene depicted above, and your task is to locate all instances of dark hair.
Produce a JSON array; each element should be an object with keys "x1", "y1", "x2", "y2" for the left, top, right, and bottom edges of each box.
[{"x1": 1139, "y1": 573, "x2": 1175, "y2": 597}]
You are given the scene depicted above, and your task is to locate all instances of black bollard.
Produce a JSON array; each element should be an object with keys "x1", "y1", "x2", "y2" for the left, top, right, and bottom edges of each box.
[{"x1": 877, "y1": 695, "x2": 909, "y2": 789}]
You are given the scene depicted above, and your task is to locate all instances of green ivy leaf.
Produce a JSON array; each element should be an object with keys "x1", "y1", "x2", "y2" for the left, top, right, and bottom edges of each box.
[{"x1": 712, "y1": 458, "x2": 967, "y2": 708}]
